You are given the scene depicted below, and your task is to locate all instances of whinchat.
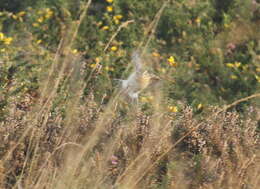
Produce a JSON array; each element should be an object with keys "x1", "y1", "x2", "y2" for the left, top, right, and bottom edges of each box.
[{"x1": 119, "y1": 51, "x2": 159, "y2": 102}]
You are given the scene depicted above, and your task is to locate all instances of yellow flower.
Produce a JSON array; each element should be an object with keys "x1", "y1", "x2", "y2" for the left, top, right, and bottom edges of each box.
[
  {"x1": 114, "y1": 15, "x2": 123, "y2": 20},
  {"x1": 0, "y1": 48, "x2": 6, "y2": 52},
  {"x1": 45, "y1": 8, "x2": 54, "y2": 19},
  {"x1": 97, "y1": 21, "x2": 103, "y2": 26},
  {"x1": 0, "y1": 32, "x2": 4, "y2": 40},
  {"x1": 102, "y1": 26, "x2": 109, "y2": 30},
  {"x1": 95, "y1": 57, "x2": 101, "y2": 63},
  {"x1": 195, "y1": 63, "x2": 200, "y2": 70},
  {"x1": 256, "y1": 68, "x2": 260, "y2": 73},
  {"x1": 90, "y1": 63, "x2": 97, "y2": 68},
  {"x1": 230, "y1": 75, "x2": 238, "y2": 80},
  {"x1": 4, "y1": 37, "x2": 13, "y2": 45},
  {"x1": 106, "y1": 6, "x2": 113, "y2": 12},
  {"x1": 106, "y1": 0, "x2": 113, "y2": 3},
  {"x1": 197, "y1": 103, "x2": 203, "y2": 110},
  {"x1": 37, "y1": 17, "x2": 44, "y2": 23},
  {"x1": 36, "y1": 39, "x2": 42, "y2": 44},
  {"x1": 168, "y1": 106, "x2": 178, "y2": 113},
  {"x1": 152, "y1": 52, "x2": 160, "y2": 57},
  {"x1": 32, "y1": 23, "x2": 40, "y2": 27},
  {"x1": 234, "y1": 61, "x2": 241, "y2": 68},
  {"x1": 12, "y1": 15, "x2": 18, "y2": 20},
  {"x1": 141, "y1": 96, "x2": 153, "y2": 103},
  {"x1": 110, "y1": 46, "x2": 117, "y2": 51},
  {"x1": 104, "y1": 66, "x2": 114, "y2": 71},
  {"x1": 140, "y1": 97, "x2": 148, "y2": 103},
  {"x1": 242, "y1": 65, "x2": 248, "y2": 71},
  {"x1": 45, "y1": 12, "x2": 53, "y2": 19},
  {"x1": 255, "y1": 75, "x2": 260, "y2": 83},
  {"x1": 114, "y1": 19, "x2": 120, "y2": 24},
  {"x1": 226, "y1": 63, "x2": 234, "y2": 68},
  {"x1": 18, "y1": 11, "x2": 26, "y2": 17},
  {"x1": 109, "y1": 67, "x2": 115, "y2": 71},
  {"x1": 105, "y1": 66, "x2": 110, "y2": 71},
  {"x1": 72, "y1": 49, "x2": 78, "y2": 54},
  {"x1": 18, "y1": 17, "x2": 24, "y2": 22},
  {"x1": 195, "y1": 18, "x2": 201, "y2": 24},
  {"x1": 167, "y1": 56, "x2": 177, "y2": 67}
]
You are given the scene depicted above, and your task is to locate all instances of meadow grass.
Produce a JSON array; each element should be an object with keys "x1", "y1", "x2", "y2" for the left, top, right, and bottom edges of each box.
[{"x1": 0, "y1": 0, "x2": 260, "y2": 188}]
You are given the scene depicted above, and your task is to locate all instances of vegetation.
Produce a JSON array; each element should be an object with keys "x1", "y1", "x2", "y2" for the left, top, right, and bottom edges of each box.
[{"x1": 0, "y1": 0, "x2": 259, "y2": 188}]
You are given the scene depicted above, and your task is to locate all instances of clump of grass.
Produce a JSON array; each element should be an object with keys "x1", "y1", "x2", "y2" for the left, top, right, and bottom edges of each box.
[{"x1": 0, "y1": 0, "x2": 260, "y2": 189}]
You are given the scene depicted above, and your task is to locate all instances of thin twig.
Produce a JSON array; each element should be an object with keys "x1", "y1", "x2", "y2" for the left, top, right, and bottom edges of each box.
[{"x1": 104, "y1": 20, "x2": 135, "y2": 52}]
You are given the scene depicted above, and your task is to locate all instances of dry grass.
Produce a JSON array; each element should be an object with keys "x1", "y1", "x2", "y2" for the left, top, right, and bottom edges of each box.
[
  {"x1": 0, "y1": 87, "x2": 259, "y2": 188},
  {"x1": 0, "y1": 1, "x2": 260, "y2": 189}
]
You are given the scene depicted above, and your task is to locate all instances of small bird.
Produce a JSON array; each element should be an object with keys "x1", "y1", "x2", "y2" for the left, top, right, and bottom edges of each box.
[{"x1": 118, "y1": 51, "x2": 159, "y2": 102}]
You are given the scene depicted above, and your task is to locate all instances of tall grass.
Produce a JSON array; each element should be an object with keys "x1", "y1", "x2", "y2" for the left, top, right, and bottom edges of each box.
[{"x1": 0, "y1": 0, "x2": 260, "y2": 189}]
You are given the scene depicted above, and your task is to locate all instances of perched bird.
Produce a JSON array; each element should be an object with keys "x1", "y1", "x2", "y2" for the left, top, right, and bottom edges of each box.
[{"x1": 119, "y1": 51, "x2": 159, "y2": 102}]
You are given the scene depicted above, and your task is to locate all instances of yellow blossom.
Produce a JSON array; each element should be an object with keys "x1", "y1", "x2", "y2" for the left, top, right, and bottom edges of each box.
[
  {"x1": 256, "y1": 68, "x2": 260, "y2": 73},
  {"x1": 255, "y1": 75, "x2": 260, "y2": 83},
  {"x1": 242, "y1": 65, "x2": 249, "y2": 71},
  {"x1": 105, "y1": 66, "x2": 110, "y2": 71},
  {"x1": 4, "y1": 37, "x2": 13, "y2": 45},
  {"x1": 226, "y1": 63, "x2": 234, "y2": 68},
  {"x1": 197, "y1": 103, "x2": 203, "y2": 110},
  {"x1": 95, "y1": 57, "x2": 101, "y2": 63},
  {"x1": 168, "y1": 106, "x2": 178, "y2": 113},
  {"x1": 141, "y1": 96, "x2": 153, "y2": 103},
  {"x1": 0, "y1": 48, "x2": 6, "y2": 52},
  {"x1": 18, "y1": 17, "x2": 24, "y2": 22},
  {"x1": 106, "y1": 6, "x2": 113, "y2": 12},
  {"x1": 114, "y1": 19, "x2": 120, "y2": 24},
  {"x1": 45, "y1": 9, "x2": 54, "y2": 19},
  {"x1": 110, "y1": 46, "x2": 117, "y2": 51},
  {"x1": 230, "y1": 75, "x2": 238, "y2": 80},
  {"x1": 195, "y1": 63, "x2": 200, "y2": 70},
  {"x1": 72, "y1": 49, "x2": 78, "y2": 54},
  {"x1": 106, "y1": 0, "x2": 113, "y2": 3},
  {"x1": 167, "y1": 56, "x2": 177, "y2": 67},
  {"x1": 102, "y1": 26, "x2": 109, "y2": 30},
  {"x1": 0, "y1": 33, "x2": 4, "y2": 40},
  {"x1": 105, "y1": 66, "x2": 114, "y2": 71},
  {"x1": 18, "y1": 11, "x2": 26, "y2": 17},
  {"x1": 109, "y1": 67, "x2": 115, "y2": 71},
  {"x1": 12, "y1": 15, "x2": 18, "y2": 20},
  {"x1": 114, "y1": 15, "x2": 123, "y2": 20},
  {"x1": 234, "y1": 61, "x2": 241, "y2": 68},
  {"x1": 195, "y1": 18, "x2": 201, "y2": 24},
  {"x1": 97, "y1": 21, "x2": 103, "y2": 26},
  {"x1": 36, "y1": 39, "x2": 42, "y2": 44},
  {"x1": 37, "y1": 17, "x2": 44, "y2": 23},
  {"x1": 152, "y1": 52, "x2": 160, "y2": 57},
  {"x1": 140, "y1": 97, "x2": 148, "y2": 103},
  {"x1": 226, "y1": 62, "x2": 241, "y2": 68},
  {"x1": 32, "y1": 23, "x2": 40, "y2": 27},
  {"x1": 90, "y1": 63, "x2": 97, "y2": 68}
]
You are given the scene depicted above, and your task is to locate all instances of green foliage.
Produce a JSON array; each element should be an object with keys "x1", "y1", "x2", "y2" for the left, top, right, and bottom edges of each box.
[{"x1": 0, "y1": 0, "x2": 259, "y2": 121}]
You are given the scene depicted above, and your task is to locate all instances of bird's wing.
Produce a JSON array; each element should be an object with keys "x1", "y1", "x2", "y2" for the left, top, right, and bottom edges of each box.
[{"x1": 131, "y1": 50, "x2": 143, "y2": 74}]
